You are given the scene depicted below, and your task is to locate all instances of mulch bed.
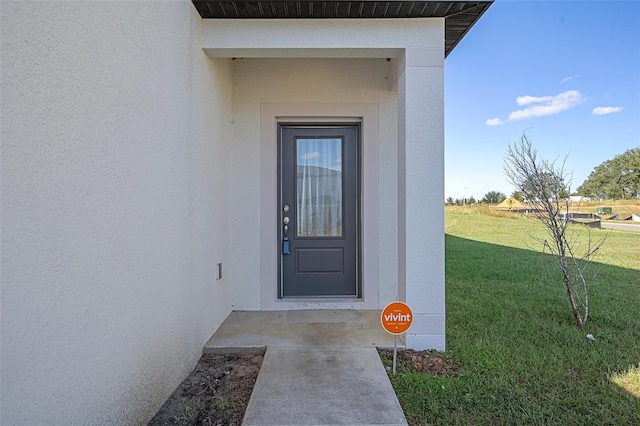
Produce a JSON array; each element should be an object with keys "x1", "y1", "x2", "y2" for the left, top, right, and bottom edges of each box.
[
  {"x1": 377, "y1": 348, "x2": 461, "y2": 377},
  {"x1": 148, "y1": 352, "x2": 264, "y2": 426}
]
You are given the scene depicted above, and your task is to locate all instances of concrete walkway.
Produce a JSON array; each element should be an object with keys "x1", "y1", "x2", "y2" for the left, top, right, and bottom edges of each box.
[{"x1": 204, "y1": 310, "x2": 408, "y2": 425}]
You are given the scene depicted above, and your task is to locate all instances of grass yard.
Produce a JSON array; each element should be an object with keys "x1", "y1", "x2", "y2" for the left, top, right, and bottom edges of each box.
[{"x1": 389, "y1": 206, "x2": 640, "y2": 425}]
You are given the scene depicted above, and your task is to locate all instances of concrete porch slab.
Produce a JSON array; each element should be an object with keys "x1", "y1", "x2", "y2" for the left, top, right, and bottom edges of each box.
[
  {"x1": 242, "y1": 347, "x2": 408, "y2": 426},
  {"x1": 203, "y1": 310, "x2": 398, "y2": 354}
]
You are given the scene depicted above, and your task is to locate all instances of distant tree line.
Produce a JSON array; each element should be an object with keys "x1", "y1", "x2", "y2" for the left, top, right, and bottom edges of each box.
[
  {"x1": 446, "y1": 197, "x2": 477, "y2": 206},
  {"x1": 447, "y1": 147, "x2": 639, "y2": 205},
  {"x1": 576, "y1": 147, "x2": 640, "y2": 200},
  {"x1": 446, "y1": 191, "x2": 510, "y2": 205}
]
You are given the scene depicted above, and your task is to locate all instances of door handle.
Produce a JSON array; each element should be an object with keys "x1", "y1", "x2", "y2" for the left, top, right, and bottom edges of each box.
[
  {"x1": 283, "y1": 216, "x2": 289, "y2": 238},
  {"x1": 282, "y1": 216, "x2": 290, "y2": 254}
]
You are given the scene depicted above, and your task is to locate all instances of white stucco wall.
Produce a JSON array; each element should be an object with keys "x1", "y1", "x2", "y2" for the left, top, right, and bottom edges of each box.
[
  {"x1": 397, "y1": 47, "x2": 446, "y2": 350},
  {"x1": 188, "y1": 24, "x2": 235, "y2": 354},
  {"x1": 1, "y1": 2, "x2": 233, "y2": 424}
]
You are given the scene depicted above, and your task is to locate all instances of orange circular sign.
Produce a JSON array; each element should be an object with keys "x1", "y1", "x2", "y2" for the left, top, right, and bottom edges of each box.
[{"x1": 381, "y1": 301, "x2": 413, "y2": 335}]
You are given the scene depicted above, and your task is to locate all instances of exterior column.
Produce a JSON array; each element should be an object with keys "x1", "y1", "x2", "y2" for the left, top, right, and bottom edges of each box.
[{"x1": 397, "y1": 46, "x2": 445, "y2": 350}]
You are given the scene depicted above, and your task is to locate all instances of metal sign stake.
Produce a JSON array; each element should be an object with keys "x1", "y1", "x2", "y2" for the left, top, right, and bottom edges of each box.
[
  {"x1": 393, "y1": 335, "x2": 398, "y2": 375},
  {"x1": 381, "y1": 300, "x2": 413, "y2": 377}
]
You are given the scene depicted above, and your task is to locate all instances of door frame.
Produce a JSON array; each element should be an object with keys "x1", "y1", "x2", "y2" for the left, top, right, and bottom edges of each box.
[
  {"x1": 259, "y1": 103, "x2": 379, "y2": 310},
  {"x1": 277, "y1": 123, "x2": 362, "y2": 299}
]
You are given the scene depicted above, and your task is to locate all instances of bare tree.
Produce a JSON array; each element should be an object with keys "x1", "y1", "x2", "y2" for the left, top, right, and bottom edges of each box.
[{"x1": 504, "y1": 133, "x2": 607, "y2": 329}]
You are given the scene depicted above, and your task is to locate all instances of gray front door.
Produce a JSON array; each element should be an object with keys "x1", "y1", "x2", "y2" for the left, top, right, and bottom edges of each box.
[{"x1": 278, "y1": 124, "x2": 360, "y2": 297}]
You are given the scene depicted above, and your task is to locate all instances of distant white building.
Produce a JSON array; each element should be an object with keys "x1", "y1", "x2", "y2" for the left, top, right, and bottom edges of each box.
[
  {"x1": 570, "y1": 196, "x2": 591, "y2": 202},
  {"x1": 1, "y1": 1, "x2": 492, "y2": 424}
]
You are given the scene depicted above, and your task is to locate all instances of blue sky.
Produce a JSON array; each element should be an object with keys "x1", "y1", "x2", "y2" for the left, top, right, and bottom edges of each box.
[{"x1": 444, "y1": 0, "x2": 640, "y2": 200}]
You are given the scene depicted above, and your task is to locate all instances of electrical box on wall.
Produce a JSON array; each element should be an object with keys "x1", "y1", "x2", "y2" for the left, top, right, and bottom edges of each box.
[{"x1": 217, "y1": 263, "x2": 222, "y2": 280}]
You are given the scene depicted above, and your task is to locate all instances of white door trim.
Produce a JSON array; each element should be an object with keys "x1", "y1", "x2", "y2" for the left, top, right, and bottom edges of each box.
[{"x1": 260, "y1": 103, "x2": 379, "y2": 310}]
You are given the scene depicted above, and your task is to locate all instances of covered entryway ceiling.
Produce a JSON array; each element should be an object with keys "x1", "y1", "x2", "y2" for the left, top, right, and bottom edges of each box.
[{"x1": 192, "y1": 1, "x2": 493, "y2": 57}]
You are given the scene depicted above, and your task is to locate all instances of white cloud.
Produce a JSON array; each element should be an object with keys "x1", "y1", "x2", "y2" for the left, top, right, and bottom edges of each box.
[
  {"x1": 299, "y1": 151, "x2": 321, "y2": 160},
  {"x1": 561, "y1": 75, "x2": 580, "y2": 83},
  {"x1": 516, "y1": 95, "x2": 555, "y2": 106},
  {"x1": 592, "y1": 106, "x2": 623, "y2": 115},
  {"x1": 486, "y1": 118, "x2": 504, "y2": 126},
  {"x1": 508, "y1": 90, "x2": 584, "y2": 121}
]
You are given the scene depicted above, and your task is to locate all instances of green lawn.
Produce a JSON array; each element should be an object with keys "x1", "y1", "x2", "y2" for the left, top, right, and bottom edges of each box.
[{"x1": 388, "y1": 206, "x2": 640, "y2": 425}]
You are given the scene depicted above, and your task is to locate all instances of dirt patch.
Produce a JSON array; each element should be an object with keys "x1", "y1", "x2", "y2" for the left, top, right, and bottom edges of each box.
[
  {"x1": 148, "y1": 352, "x2": 264, "y2": 426},
  {"x1": 377, "y1": 348, "x2": 461, "y2": 377}
]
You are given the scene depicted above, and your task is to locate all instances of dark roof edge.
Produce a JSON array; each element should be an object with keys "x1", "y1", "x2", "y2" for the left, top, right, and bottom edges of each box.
[
  {"x1": 444, "y1": 2, "x2": 493, "y2": 58},
  {"x1": 192, "y1": 1, "x2": 494, "y2": 58}
]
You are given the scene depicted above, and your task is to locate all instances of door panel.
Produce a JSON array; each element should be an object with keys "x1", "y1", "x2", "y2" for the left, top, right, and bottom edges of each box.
[
  {"x1": 279, "y1": 125, "x2": 360, "y2": 297},
  {"x1": 296, "y1": 248, "x2": 344, "y2": 274}
]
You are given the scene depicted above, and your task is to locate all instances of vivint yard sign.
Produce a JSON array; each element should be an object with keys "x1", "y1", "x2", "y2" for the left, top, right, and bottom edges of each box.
[
  {"x1": 381, "y1": 301, "x2": 413, "y2": 375},
  {"x1": 380, "y1": 302, "x2": 413, "y2": 335},
  {"x1": 381, "y1": 301, "x2": 413, "y2": 335}
]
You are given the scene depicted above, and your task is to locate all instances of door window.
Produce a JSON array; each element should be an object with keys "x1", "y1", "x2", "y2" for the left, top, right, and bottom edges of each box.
[{"x1": 296, "y1": 138, "x2": 343, "y2": 237}]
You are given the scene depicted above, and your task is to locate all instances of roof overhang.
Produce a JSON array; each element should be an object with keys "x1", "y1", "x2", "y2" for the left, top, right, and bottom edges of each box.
[{"x1": 192, "y1": 1, "x2": 493, "y2": 57}]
